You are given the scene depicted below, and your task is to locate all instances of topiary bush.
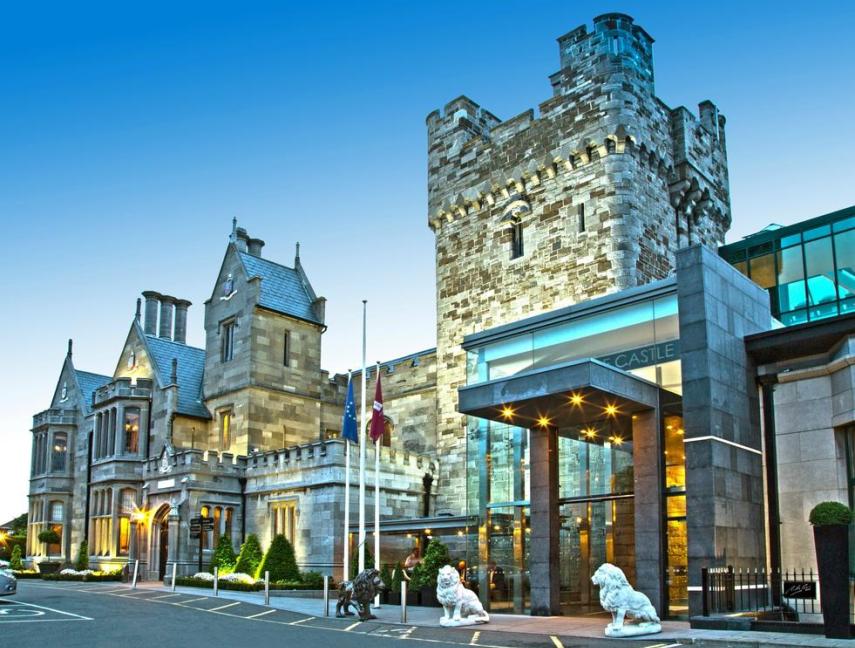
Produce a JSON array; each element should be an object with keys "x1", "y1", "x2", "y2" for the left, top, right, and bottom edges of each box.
[
  {"x1": 37, "y1": 529, "x2": 61, "y2": 560},
  {"x1": 349, "y1": 545, "x2": 374, "y2": 580},
  {"x1": 810, "y1": 501, "x2": 853, "y2": 526},
  {"x1": 258, "y1": 534, "x2": 300, "y2": 582},
  {"x1": 234, "y1": 534, "x2": 263, "y2": 577},
  {"x1": 411, "y1": 539, "x2": 451, "y2": 590},
  {"x1": 75, "y1": 540, "x2": 89, "y2": 571},
  {"x1": 211, "y1": 535, "x2": 237, "y2": 574},
  {"x1": 10, "y1": 545, "x2": 23, "y2": 570}
]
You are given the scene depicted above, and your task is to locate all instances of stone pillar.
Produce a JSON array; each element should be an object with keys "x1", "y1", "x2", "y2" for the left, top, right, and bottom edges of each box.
[
  {"x1": 529, "y1": 426, "x2": 560, "y2": 615},
  {"x1": 158, "y1": 296, "x2": 175, "y2": 339},
  {"x1": 676, "y1": 245, "x2": 771, "y2": 615},
  {"x1": 632, "y1": 408, "x2": 665, "y2": 615},
  {"x1": 173, "y1": 299, "x2": 191, "y2": 344},
  {"x1": 142, "y1": 291, "x2": 160, "y2": 335},
  {"x1": 168, "y1": 508, "x2": 180, "y2": 566}
]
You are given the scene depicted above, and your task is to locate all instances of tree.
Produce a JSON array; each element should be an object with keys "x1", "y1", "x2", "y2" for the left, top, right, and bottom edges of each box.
[
  {"x1": 10, "y1": 545, "x2": 23, "y2": 570},
  {"x1": 75, "y1": 540, "x2": 89, "y2": 571},
  {"x1": 38, "y1": 529, "x2": 61, "y2": 561},
  {"x1": 234, "y1": 534, "x2": 263, "y2": 577},
  {"x1": 211, "y1": 535, "x2": 237, "y2": 574},
  {"x1": 411, "y1": 539, "x2": 451, "y2": 590},
  {"x1": 258, "y1": 534, "x2": 300, "y2": 582}
]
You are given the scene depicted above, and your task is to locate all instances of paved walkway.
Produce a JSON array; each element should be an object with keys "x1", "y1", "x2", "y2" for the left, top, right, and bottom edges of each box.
[{"x1": 136, "y1": 582, "x2": 854, "y2": 647}]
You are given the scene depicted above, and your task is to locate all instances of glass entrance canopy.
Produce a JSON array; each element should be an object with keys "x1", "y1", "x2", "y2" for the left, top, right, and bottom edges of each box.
[{"x1": 465, "y1": 279, "x2": 682, "y2": 394}]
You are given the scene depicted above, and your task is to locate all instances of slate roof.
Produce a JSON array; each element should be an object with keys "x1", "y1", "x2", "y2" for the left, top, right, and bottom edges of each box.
[
  {"x1": 238, "y1": 252, "x2": 321, "y2": 324},
  {"x1": 74, "y1": 370, "x2": 112, "y2": 413},
  {"x1": 145, "y1": 335, "x2": 210, "y2": 419}
]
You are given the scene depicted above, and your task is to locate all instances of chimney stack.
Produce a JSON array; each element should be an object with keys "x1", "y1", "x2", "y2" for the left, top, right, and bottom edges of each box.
[
  {"x1": 173, "y1": 299, "x2": 191, "y2": 344},
  {"x1": 142, "y1": 291, "x2": 161, "y2": 335},
  {"x1": 135, "y1": 298, "x2": 142, "y2": 322},
  {"x1": 158, "y1": 295, "x2": 175, "y2": 339},
  {"x1": 247, "y1": 237, "x2": 265, "y2": 257},
  {"x1": 235, "y1": 227, "x2": 249, "y2": 253}
]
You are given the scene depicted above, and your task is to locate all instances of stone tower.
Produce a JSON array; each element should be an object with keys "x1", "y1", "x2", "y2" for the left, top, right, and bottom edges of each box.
[{"x1": 427, "y1": 13, "x2": 731, "y2": 512}]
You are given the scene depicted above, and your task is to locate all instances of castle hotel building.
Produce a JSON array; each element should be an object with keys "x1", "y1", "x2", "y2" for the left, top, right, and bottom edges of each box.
[{"x1": 25, "y1": 14, "x2": 855, "y2": 620}]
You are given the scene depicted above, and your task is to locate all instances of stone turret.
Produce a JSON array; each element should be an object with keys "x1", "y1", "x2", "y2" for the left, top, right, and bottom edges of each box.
[{"x1": 426, "y1": 13, "x2": 732, "y2": 513}]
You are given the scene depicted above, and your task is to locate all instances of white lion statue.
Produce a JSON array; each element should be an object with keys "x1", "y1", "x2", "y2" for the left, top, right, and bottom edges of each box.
[
  {"x1": 436, "y1": 565, "x2": 489, "y2": 626},
  {"x1": 591, "y1": 563, "x2": 661, "y2": 637}
]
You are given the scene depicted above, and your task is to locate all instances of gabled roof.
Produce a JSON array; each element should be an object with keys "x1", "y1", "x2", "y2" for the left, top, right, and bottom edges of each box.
[
  {"x1": 145, "y1": 335, "x2": 210, "y2": 419},
  {"x1": 238, "y1": 252, "x2": 321, "y2": 324},
  {"x1": 74, "y1": 369, "x2": 111, "y2": 414}
]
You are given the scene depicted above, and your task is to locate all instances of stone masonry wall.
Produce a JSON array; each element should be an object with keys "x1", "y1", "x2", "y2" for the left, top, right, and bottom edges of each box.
[{"x1": 427, "y1": 13, "x2": 731, "y2": 513}]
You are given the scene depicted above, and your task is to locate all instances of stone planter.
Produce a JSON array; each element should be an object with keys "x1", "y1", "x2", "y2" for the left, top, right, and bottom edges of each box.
[
  {"x1": 420, "y1": 586, "x2": 440, "y2": 607},
  {"x1": 814, "y1": 524, "x2": 851, "y2": 639},
  {"x1": 37, "y1": 561, "x2": 62, "y2": 575}
]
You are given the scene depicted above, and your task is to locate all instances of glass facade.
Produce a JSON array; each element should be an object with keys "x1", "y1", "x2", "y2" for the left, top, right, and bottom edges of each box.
[
  {"x1": 467, "y1": 294, "x2": 682, "y2": 393},
  {"x1": 464, "y1": 287, "x2": 688, "y2": 616},
  {"x1": 720, "y1": 207, "x2": 855, "y2": 325}
]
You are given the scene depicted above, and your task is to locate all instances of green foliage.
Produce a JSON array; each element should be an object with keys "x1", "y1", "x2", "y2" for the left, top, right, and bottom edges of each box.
[
  {"x1": 258, "y1": 534, "x2": 300, "y2": 582},
  {"x1": 810, "y1": 501, "x2": 853, "y2": 526},
  {"x1": 211, "y1": 535, "x2": 237, "y2": 574},
  {"x1": 390, "y1": 561, "x2": 404, "y2": 592},
  {"x1": 300, "y1": 571, "x2": 325, "y2": 588},
  {"x1": 174, "y1": 576, "x2": 329, "y2": 592},
  {"x1": 411, "y1": 539, "x2": 451, "y2": 590},
  {"x1": 42, "y1": 571, "x2": 121, "y2": 582},
  {"x1": 349, "y1": 545, "x2": 374, "y2": 581},
  {"x1": 234, "y1": 534, "x2": 263, "y2": 577},
  {"x1": 37, "y1": 529, "x2": 60, "y2": 559},
  {"x1": 379, "y1": 563, "x2": 393, "y2": 592},
  {"x1": 11, "y1": 570, "x2": 41, "y2": 579},
  {"x1": 75, "y1": 541, "x2": 89, "y2": 571},
  {"x1": 8, "y1": 513, "x2": 27, "y2": 535},
  {"x1": 10, "y1": 545, "x2": 23, "y2": 570}
]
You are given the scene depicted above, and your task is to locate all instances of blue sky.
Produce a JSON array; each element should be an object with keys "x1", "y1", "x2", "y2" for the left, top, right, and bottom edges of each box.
[{"x1": 1, "y1": 1, "x2": 853, "y2": 522}]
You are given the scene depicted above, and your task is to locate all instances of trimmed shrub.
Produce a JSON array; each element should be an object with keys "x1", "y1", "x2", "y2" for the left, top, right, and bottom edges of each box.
[
  {"x1": 258, "y1": 534, "x2": 300, "y2": 582},
  {"x1": 75, "y1": 540, "x2": 89, "y2": 571},
  {"x1": 234, "y1": 534, "x2": 263, "y2": 577},
  {"x1": 211, "y1": 535, "x2": 237, "y2": 574},
  {"x1": 10, "y1": 545, "x2": 23, "y2": 570},
  {"x1": 810, "y1": 501, "x2": 853, "y2": 526},
  {"x1": 42, "y1": 570, "x2": 121, "y2": 582},
  {"x1": 37, "y1": 529, "x2": 60, "y2": 560},
  {"x1": 12, "y1": 570, "x2": 41, "y2": 579},
  {"x1": 349, "y1": 545, "x2": 374, "y2": 581},
  {"x1": 300, "y1": 571, "x2": 325, "y2": 588},
  {"x1": 411, "y1": 539, "x2": 451, "y2": 590}
]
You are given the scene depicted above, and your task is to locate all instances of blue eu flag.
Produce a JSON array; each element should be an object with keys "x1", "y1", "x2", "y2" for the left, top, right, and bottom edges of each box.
[{"x1": 342, "y1": 378, "x2": 358, "y2": 444}]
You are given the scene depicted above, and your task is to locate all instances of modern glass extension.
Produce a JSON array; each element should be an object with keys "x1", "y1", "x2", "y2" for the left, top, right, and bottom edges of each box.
[
  {"x1": 720, "y1": 205, "x2": 855, "y2": 326},
  {"x1": 459, "y1": 280, "x2": 688, "y2": 617}
]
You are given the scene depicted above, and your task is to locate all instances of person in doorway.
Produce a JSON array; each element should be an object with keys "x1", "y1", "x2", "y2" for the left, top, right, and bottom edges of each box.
[{"x1": 403, "y1": 547, "x2": 421, "y2": 580}]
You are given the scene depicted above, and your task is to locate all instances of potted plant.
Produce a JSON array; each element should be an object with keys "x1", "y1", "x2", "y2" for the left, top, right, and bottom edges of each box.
[
  {"x1": 411, "y1": 539, "x2": 450, "y2": 607},
  {"x1": 37, "y1": 529, "x2": 62, "y2": 574},
  {"x1": 810, "y1": 501, "x2": 852, "y2": 639},
  {"x1": 379, "y1": 564, "x2": 393, "y2": 604}
]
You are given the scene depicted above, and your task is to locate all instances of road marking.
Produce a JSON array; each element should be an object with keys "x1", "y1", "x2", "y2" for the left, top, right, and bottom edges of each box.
[
  {"x1": 178, "y1": 597, "x2": 210, "y2": 604},
  {"x1": 208, "y1": 601, "x2": 240, "y2": 612},
  {"x1": 289, "y1": 616, "x2": 315, "y2": 625},
  {"x1": 150, "y1": 593, "x2": 182, "y2": 600},
  {"x1": 550, "y1": 636, "x2": 564, "y2": 648},
  {"x1": 401, "y1": 626, "x2": 417, "y2": 639},
  {"x1": 246, "y1": 609, "x2": 277, "y2": 619},
  {"x1": 344, "y1": 621, "x2": 361, "y2": 631},
  {"x1": 470, "y1": 630, "x2": 480, "y2": 645}
]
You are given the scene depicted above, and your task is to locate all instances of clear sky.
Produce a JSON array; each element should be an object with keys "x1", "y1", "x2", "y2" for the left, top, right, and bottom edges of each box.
[{"x1": 1, "y1": 1, "x2": 853, "y2": 523}]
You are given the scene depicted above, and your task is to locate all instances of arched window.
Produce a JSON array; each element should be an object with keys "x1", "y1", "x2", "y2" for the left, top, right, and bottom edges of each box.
[{"x1": 502, "y1": 199, "x2": 530, "y2": 261}]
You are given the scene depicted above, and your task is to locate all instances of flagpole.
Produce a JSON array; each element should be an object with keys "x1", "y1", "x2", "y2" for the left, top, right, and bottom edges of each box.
[
  {"x1": 343, "y1": 371, "x2": 352, "y2": 582},
  {"x1": 374, "y1": 361, "x2": 381, "y2": 608},
  {"x1": 358, "y1": 300, "x2": 367, "y2": 574}
]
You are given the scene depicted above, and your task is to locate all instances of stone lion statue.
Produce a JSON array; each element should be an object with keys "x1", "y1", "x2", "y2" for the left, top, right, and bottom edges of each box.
[
  {"x1": 591, "y1": 563, "x2": 660, "y2": 637},
  {"x1": 436, "y1": 565, "x2": 489, "y2": 626},
  {"x1": 336, "y1": 568, "x2": 385, "y2": 621}
]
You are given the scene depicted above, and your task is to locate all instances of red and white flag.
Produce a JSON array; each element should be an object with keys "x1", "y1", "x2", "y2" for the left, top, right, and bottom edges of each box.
[{"x1": 369, "y1": 371, "x2": 384, "y2": 443}]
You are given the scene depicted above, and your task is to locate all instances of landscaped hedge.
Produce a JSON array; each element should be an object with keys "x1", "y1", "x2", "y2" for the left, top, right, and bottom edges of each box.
[
  {"x1": 175, "y1": 576, "x2": 331, "y2": 592},
  {"x1": 42, "y1": 571, "x2": 122, "y2": 582},
  {"x1": 12, "y1": 570, "x2": 41, "y2": 579}
]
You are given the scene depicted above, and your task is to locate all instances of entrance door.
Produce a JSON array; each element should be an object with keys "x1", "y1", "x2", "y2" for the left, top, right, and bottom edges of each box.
[{"x1": 158, "y1": 519, "x2": 169, "y2": 580}]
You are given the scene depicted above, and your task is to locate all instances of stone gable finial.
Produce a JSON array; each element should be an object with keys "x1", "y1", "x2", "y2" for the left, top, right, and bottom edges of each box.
[{"x1": 231, "y1": 217, "x2": 238, "y2": 242}]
